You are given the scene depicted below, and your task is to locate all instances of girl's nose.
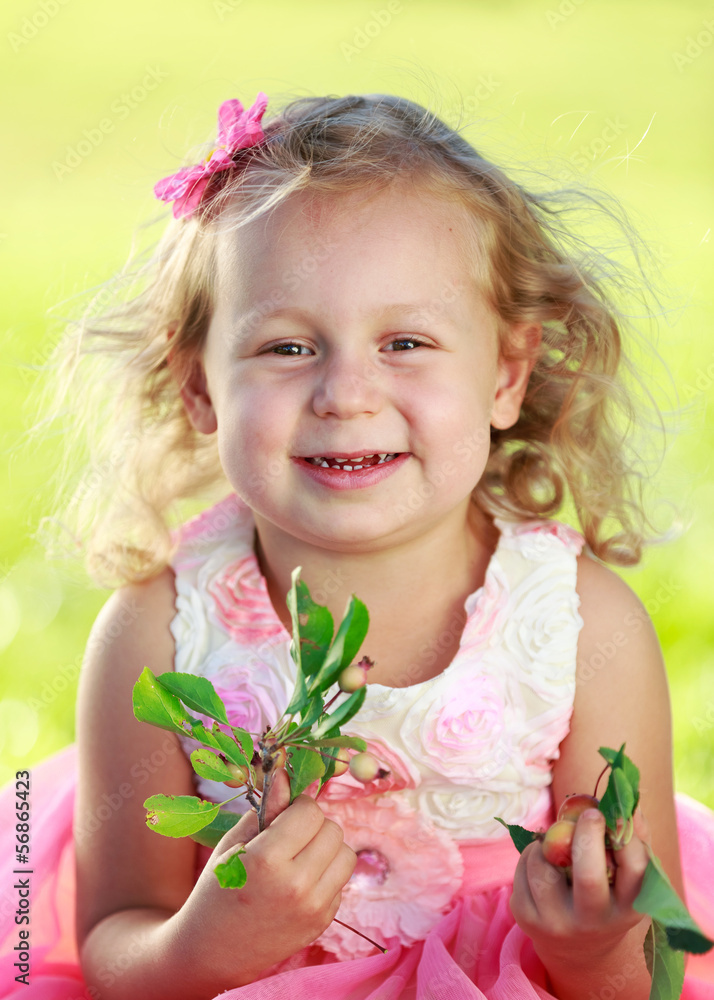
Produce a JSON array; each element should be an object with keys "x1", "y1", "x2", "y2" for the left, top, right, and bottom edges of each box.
[{"x1": 311, "y1": 350, "x2": 383, "y2": 419}]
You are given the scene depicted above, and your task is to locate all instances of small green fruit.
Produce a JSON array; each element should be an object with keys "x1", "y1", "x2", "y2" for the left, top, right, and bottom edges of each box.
[
  {"x1": 224, "y1": 762, "x2": 250, "y2": 788},
  {"x1": 348, "y1": 751, "x2": 389, "y2": 783},
  {"x1": 558, "y1": 794, "x2": 600, "y2": 823},
  {"x1": 332, "y1": 747, "x2": 351, "y2": 777},
  {"x1": 542, "y1": 820, "x2": 576, "y2": 868}
]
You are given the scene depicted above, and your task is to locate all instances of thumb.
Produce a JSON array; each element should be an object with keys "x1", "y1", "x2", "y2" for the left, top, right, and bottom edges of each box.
[
  {"x1": 212, "y1": 766, "x2": 293, "y2": 858},
  {"x1": 262, "y1": 764, "x2": 292, "y2": 827}
]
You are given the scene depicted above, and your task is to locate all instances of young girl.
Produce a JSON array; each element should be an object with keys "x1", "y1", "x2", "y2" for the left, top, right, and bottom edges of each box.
[{"x1": 1, "y1": 91, "x2": 713, "y2": 999}]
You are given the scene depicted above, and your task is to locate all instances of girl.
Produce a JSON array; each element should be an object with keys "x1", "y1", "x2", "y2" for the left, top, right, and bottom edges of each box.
[{"x1": 1, "y1": 91, "x2": 713, "y2": 999}]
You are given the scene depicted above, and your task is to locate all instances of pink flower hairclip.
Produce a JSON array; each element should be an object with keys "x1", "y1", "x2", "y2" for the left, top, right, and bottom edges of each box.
[{"x1": 154, "y1": 93, "x2": 269, "y2": 219}]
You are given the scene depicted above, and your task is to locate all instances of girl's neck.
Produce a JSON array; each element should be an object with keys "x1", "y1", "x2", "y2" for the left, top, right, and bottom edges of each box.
[{"x1": 252, "y1": 503, "x2": 500, "y2": 688}]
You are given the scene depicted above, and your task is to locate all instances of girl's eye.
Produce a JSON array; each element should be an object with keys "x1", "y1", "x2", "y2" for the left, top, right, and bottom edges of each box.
[
  {"x1": 269, "y1": 343, "x2": 311, "y2": 356},
  {"x1": 385, "y1": 337, "x2": 429, "y2": 351}
]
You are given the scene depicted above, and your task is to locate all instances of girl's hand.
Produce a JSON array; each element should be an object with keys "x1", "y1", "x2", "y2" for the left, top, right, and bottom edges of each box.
[
  {"x1": 172, "y1": 768, "x2": 357, "y2": 991},
  {"x1": 510, "y1": 807, "x2": 652, "y2": 967}
]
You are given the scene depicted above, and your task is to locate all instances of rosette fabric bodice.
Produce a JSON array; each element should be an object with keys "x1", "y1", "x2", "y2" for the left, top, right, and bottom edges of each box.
[{"x1": 170, "y1": 493, "x2": 586, "y2": 843}]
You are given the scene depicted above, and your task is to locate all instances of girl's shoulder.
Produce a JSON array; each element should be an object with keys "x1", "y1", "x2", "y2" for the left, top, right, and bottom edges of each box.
[{"x1": 80, "y1": 564, "x2": 179, "y2": 712}]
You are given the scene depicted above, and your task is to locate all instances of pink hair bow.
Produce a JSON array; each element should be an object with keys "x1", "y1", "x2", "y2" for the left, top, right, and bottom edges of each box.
[{"x1": 154, "y1": 93, "x2": 269, "y2": 219}]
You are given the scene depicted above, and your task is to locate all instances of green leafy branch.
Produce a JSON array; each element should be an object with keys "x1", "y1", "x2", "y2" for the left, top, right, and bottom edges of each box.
[
  {"x1": 132, "y1": 566, "x2": 387, "y2": 898},
  {"x1": 496, "y1": 744, "x2": 713, "y2": 1000}
]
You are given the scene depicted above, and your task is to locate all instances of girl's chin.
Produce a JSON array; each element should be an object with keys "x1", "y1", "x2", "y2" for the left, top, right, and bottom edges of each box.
[{"x1": 260, "y1": 511, "x2": 444, "y2": 554}]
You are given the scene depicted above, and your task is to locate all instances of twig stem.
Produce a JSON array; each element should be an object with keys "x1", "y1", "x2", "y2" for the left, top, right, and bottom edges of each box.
[
  {"x1": 332, "y1": 918, "x2": 387, "y2": 954},
  {"x1": 257, "y1": 766, "x2": 275, "y2": 833},
  {"x1": 593, "y1": 763, "x2": 609, "y2": 799}
]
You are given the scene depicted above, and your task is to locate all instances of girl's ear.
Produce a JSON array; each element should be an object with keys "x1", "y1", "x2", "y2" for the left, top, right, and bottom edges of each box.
[
  {"x1": 166, "y1": 328, "x2": 217, "y2": 434},
  {"x1": 179, "y1": 356, "x2": 218, "y2": 434},
  {"x1": 490, "y1": 321, "x2": 542, "y2": 430},
  {"x1": 167, "y1": 343, "x2": 218, "y2": 435}
]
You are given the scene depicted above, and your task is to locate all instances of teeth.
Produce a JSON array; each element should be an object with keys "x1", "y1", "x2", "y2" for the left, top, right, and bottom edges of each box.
[{"x1": 305, "y1": 452, "x2": 399, "y2": 469}]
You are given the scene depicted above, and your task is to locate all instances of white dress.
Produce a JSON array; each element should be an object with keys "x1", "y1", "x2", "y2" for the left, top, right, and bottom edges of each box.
[{"x1": 169, "y1": 492, "x2": 585, "y2": 961}]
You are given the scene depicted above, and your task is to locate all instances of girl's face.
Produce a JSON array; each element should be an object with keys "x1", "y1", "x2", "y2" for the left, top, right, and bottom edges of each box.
[{"x1": 182, "y1": 182, "x2": 537, "y2": 553}]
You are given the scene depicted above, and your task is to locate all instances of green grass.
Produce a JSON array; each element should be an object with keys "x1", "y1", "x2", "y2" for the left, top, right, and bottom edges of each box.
[{"x1": 1, "y1": 0, "x2": 712, "y2": 810}]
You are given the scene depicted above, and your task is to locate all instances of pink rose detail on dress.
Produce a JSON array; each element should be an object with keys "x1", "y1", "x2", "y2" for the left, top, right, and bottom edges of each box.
[
  {"x1": 317, "y1": 795, "x2": 463, "y2": 959},
  {"x1": 399, "y1": 662, "x2": 512, "y2": 784},
  {"x1": 207, "y1": 649, "x2": 295, "y2": 736},
  {"x1": 458, "y1": 557, "x2": 510, "y2": 654},
  {"x1": 207, "y1": 554, "x2": 287, "y2": 645},
  {"x1": 503, "y1": 561, "x2": 582, "y2": 704}
]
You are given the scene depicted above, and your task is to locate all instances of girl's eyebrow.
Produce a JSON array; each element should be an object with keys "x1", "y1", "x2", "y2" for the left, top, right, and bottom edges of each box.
[{"x1": 231, "y1": 301, "x2": 460, "y2": 341}]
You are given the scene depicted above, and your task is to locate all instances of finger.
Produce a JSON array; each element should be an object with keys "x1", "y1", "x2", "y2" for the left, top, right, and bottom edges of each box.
[
  {"x1": 510, "y1": 844, "x2": 539, "y2": 925},
  {"x1": 326, "y1": 888, "x2": 345, "y2": 926},
  {"x1": 571, "y1": 809, "x2": 611, "y2": 922},
  {"x1": 633, "y1": 806, "x2": 652, "y2": 848},
  {"x1": 315, "y1": 842, "x2": 358, "y2": 901},
  {"x1": 262, "y1": 766, "x2": 292, "y2": 826},
  {"x1": 258, "y1": 793, "x2": 326, "y2": 860},
  {"x1": 525, "y1": 840, "x2": 570, "y2": 922},
  {"x1": 612, "y1": 811, "x2": 650, "y2": 909},
  {"x1": 210, "y1": 802, "x2": 261, "y2": 861},
  {"x1": 212, "y1": 767, "x2": 291, "y2": 856},
  {"x1": 214, "y1": 775, "x2": 321, "y2": 863},
  {"x1": 297, "y1": 816, "x2": 346, "y2": 873}
]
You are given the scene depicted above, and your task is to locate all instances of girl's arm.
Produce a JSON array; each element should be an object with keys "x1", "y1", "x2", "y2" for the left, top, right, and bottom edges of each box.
[
  {"x1": 510, "y1": 551, "x2": 685, "y2": 1000},
  {"x1": 75, "y1": 567, "x2": 355, "y2": 999},
  {"x1": 75, "y1": 567, "x2": 209, "y2": 998}
]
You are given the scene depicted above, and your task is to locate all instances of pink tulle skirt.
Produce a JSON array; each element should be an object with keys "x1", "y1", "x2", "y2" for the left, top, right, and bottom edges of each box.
[{"x1": 2, "y1": 744, "x2": 713, "y2": 999}]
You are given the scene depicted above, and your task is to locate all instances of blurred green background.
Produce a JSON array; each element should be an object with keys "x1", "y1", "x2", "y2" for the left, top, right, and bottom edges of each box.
[{"x1": 1, "y1": 0, "x2": 712, "y2": 806}]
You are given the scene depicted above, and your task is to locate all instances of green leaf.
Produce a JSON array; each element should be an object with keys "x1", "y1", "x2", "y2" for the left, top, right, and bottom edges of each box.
[
  {"x1": 305, "y1": 735, "x2": 367, "y2": 751},
  {"x1": 319, "y1": 747, "x2": 338, "y2": 791},
  {"x1": 309, "y1": 594, "x2": 369, "y2": 694},
  {"x1": 186, "y1": 721, "x2": 252, "y2": 769},
  {"x1": 215, "y1": 849, "x2": 248, "y2": 889},
  {"x1": 229, "y1": 726, "x2": 254, "y2": 762},
  {"x1": 187, "y1": 720, "x2": 221, "y2": 749},
  {"x1": 599, "y1": 765, "x2": 635, "y2": 830},
  {"x1": 298, "y1": 692, "x2": 325, "y2": 731},
  {"x1": 286, "y1": 566, "x2": 307, "y2": 676},
  {"x1": 132, "y1": 667, "x2": 194, "y2": 737},
  {"x1": 494, "y1": 816, "x2": 539, "y2": 854},
  {"x1": 598, "y1": 744, "x2": 624, "y2": 768},
  {"x1": 209, "y1": 724, "x2": 251, "y2": 768},
  {"x1": 292, "y1": 578, "x2": 334, "y2": 677},
  {"x1": 155, "y1": 672, "x2": 229, "y2": 725},
  {"x1": 284, "y1": 667, "x2": 310, "y2": 717},
  {"x1": 634, "y1": 856, "x2": 714, "y2": 954},
  {"x1": 598, "y1": 743, "x2": 640, "y2": 812},
  {"x1": 313, "y1": 686, "x2": 367, "y2": 737},
  {"x1": 643, "y1": 919, "x2": 685, "y2": 1000},
  {"x1": 282, "y1": 567, "x2": 311, "y2": 716},
  {"x1": 286, "y1": 745, "x2": 325, "y2": 802},
  {"x1": 314, "y1": 722, "x2": 340, "y2": 792},
  {"x1": 189, "y1": 809, "x2": 242, "y2": 848},
  {"x1": 144, "y1": 794, "x2": 220, "y2": 838},
  {"x1": 190, "y1": 748, "x2": 239, "y2": 783}
]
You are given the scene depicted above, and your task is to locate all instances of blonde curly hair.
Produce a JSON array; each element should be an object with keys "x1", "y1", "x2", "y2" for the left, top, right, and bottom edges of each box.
[{"x1": 29, "y1": 92, "x2": 680, "y2": 588}]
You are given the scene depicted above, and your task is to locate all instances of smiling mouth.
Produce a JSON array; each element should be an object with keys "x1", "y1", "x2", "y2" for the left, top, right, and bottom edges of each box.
[{"x1": 301, "y1": 453, "x2": 402, "y2": 470}]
